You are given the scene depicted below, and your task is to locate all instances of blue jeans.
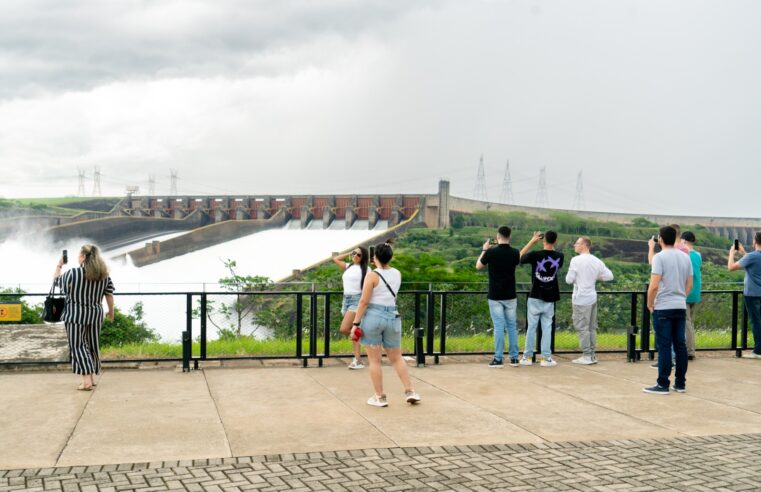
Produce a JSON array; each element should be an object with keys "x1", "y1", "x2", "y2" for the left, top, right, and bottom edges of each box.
[
  {"x1": 488, "y1": 299, "x2": 518, "y2": 361},
  {"x1": 745, "y1": 296, "x2": 761, "y2": 355},
  {"x1": 524, "y1": 298, "x2": 554, "y2": 359},
  {"x1": 341, "y1": 294, "x2": 360, "y2": 315},
  {"x1": 653, "y1": 309, "x2": 688, "y2": 389},
  {"x1": 360, "y1": 304, "x2": 401, "y2": 349}
]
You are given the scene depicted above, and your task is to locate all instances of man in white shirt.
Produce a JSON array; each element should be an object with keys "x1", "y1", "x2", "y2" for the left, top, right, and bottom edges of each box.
[{"x1": 565, "y1": 236, "x2": 614, "y2": 364}]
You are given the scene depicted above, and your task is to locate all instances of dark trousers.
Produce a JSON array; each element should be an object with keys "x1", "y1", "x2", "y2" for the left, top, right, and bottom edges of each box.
[
  {"x1": 745, "y1": 296, "x2": 761, "y2": 355},
  {"x1": 653, "y1": 309, "x2": 688, "y2": 389}
]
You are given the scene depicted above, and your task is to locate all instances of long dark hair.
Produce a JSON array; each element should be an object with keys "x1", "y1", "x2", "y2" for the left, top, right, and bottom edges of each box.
[{"x1": 357, "y1": 246, "x2": 369, "y2": 288}]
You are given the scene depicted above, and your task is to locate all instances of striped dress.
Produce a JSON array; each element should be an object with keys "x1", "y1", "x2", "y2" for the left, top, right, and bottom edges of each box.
[{"x1": 57, "y1": 267, "x2": 115, "y2": 375}]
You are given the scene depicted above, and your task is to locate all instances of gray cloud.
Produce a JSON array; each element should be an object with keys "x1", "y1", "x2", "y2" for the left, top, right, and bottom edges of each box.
[
  {"x1": 1, "y1": 0, "x2": 760, "y2": 218},
  {"x1": 0, "y1": 0, "x2": 438, "y2": 98}
]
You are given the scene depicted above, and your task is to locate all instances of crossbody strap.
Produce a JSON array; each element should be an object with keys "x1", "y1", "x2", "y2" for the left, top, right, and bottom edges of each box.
[{"x1": 373, "y1": 270, "x2": 397, "y2": 298}]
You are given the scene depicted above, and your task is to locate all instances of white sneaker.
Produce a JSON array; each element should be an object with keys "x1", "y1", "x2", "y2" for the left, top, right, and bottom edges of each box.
[
  {"x1": 519, "y1": 357, "x2": 533, "y2": 366},
  {"x1": 405, "y1": 390, "x2": 421, "y2": 404},
  {"x1": 747, "y1": 352, "x2": 761, "y2": 359},
  {"x1": 540, "y1": 357, "x2": 557, "y2": 367},
  {"x1": 348, "y1": 358, "x2": 364, "y2": 370},
  {"x1": 572, "y1": 356, "x2": 595, "y2": 365},
  {"x1": 367, "y1": 394, "x2": 388, "y2": 407}
]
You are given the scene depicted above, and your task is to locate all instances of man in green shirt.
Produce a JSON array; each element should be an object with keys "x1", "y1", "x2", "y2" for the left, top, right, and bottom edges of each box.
[{"x1": 681, "y1": 231, "x2": 702, "y2": 360}]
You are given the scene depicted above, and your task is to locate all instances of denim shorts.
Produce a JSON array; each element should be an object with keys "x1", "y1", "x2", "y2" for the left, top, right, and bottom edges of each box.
[
  {"x1": 360, "y1": 304, "x2": 401, "y2": 349},
  {"x1": 341, "y1": 294, "x2": 361, "y2": 315}
]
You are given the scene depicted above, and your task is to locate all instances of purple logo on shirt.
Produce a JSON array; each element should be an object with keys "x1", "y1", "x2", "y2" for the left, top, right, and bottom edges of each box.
[{"x1": 535, "y1": 257, "x2": 561, "y2": 283}]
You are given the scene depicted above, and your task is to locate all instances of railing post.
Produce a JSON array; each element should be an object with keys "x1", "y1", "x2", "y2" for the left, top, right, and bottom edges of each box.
[
  {"x1": 741, "y1": 293, "x2": 749, "y2": 353},
  {"x1": 414, "y1": 293, "x2": 425, "y2": 367},
  {"x1": 437, "y1": 293, "x2": 447, "y2": 363},
  {"x1": 627, "y1": 292, "x2": 638, "y2": 363},
  {"x1": 641, "y1": 285, "x2": 653, "y2": 359},
  {"x1": 732, "y1": 292, "x2": 740, "y2": 357},
  {"x1": 182, "y1": 330, "x2": 190, "y2": 372},
  {"x1": 323, "y1": 294, "x2": 331, "y2": 363},
  {"x1": 200, "y1": 292, "x2": 207, "y2": 361},
  {"x1": 185, "y1": 293, "x2": 195, "y2": 370},
  {"x1": 296, "y1": 293, "x2": 304, "y2": 365},
  {"x1": 309, "y1": 293, "x2": 318, "y2": 359},
  {"x1": 426, "y1": 290, "x2": 435, "y2": 358},
  {"x1": 550, "y1": 302, "x2": 556, "y2": 355}
]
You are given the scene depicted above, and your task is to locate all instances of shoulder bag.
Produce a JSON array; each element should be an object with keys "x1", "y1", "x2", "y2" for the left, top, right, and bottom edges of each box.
[{"x1": 42, "y1": 279, "x2": 66, "y2": 323}]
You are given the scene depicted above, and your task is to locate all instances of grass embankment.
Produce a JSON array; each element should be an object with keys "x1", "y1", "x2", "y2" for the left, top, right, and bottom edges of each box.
[
  {"x1": 101, "y1": 331, "x2": 751, "y2": 359},
  {"x1": 2, "y1": 197, "x2": 120, "y2": 216}
]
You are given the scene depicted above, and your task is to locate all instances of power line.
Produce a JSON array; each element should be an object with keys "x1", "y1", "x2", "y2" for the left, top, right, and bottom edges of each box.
[
  {"x1": 77, "y1": 168, "x2": 86, "y2": 197},
  {"x1": 572, "y1": 170, "x2": 585, "y2": 210},
  {"x1": 535, "y1": 166, "x2": 548, "y2": 208},
  {"x1": 473, "y1": 154, "x2": 488, "y2": 201},
  {"x1": 170, "y1": 170, "x2": 178, "y2": 196},
  {"x1": 92, "y1": 166, "x2": 102, "y2": 196},
  {"x1": 499, "y1": 159, "x2": 514, "y2": 204}
]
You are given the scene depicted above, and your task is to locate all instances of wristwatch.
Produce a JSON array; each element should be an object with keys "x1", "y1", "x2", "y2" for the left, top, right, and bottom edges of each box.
[{"x1": 353, "y1": 322, "x2": 361, "y2": 326}]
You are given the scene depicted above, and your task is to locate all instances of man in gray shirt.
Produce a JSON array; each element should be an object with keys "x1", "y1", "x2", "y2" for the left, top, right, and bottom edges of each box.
[
  {"x1": 728, "y1": 231, "x2": 761, "y2": 358},
  {"x1": 644, "y1": 226, "x2": 693, "y2": 395}
]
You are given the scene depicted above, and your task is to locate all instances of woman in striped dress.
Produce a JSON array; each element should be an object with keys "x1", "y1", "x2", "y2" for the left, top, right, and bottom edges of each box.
[{"x1": 54, "y1": 244, "x2": 115, "y2": 391}]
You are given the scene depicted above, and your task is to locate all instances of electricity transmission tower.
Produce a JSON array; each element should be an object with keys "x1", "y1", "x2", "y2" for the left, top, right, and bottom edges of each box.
[
  {"x1": 535, "y1": 167, "x2": 549, "y2": 208},
  {"x1": 77, "y1": 169, "x2": 86, "y2": 197},
  {"x1": 92, "y1": 166, "x2": 102, "y2": 196},
  {"x1": 170, "y1": 170, "x2": 178, "y2": 195},
  {"x1": 473, "y1": 155, "x2": 488, "y2": 201},
  {"x1": 148, "y1": 175, "x2": 156, "y2": 196},
  {"x1": 572, "y1": 171, "x2": 586, "y2": 211},
  {"x1": 499, "y1": 160, "x2": 514, "y2": 204}
]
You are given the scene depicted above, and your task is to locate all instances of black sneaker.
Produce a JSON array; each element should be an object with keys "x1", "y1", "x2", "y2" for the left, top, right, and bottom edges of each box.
[
  {"x1": 488, "y1": 358, "x2": 504, "y2": 368},
  {"x1": 643, "y1": 384, "x2": 670, "y2": 395},
  {"x1": 509, "y1": 357, "x2": 520, "y2": 367},
  {"x1": 672, "y1": 385, "x2": 686, "y2": 393},
  {"x1": 687, "y1": 355, "x2": 695, "y2": 361}
]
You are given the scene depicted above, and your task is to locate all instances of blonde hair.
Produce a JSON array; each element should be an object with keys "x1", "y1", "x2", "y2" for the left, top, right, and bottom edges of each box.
[
  {"x1": 579, "y1": 236, "x2": 592, "y2": 248},
  {"x1": 81, "y1": 244, "x2": 109, "y2": 282}
]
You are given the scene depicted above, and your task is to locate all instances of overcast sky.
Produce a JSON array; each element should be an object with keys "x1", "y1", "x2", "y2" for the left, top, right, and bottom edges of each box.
[{"x1": 1, "y1": 0, "x2": 759, "y2": 217}]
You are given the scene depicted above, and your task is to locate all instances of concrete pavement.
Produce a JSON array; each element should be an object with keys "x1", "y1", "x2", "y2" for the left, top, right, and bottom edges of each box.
[{"x1": 2, "y1": 354, "x2": 761, "y2": 471}]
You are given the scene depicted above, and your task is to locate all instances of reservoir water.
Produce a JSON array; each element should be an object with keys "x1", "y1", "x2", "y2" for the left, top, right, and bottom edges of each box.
[{"x1": 0, "y1": 223, "x2": 385, "y2": 341}]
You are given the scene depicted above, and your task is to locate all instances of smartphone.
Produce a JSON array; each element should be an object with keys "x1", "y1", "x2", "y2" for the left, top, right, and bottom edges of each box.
[
  {"x1": 538, "y1": 233, "x2": 544, "y2": 239},
  {"x1": 369, "y1": 245, "x2": 375, "y2": 260},
  {"x1": 62, "y1": 249, "x2": 68, "y2": 264},
  {"x1": 489, "y1": 239, "x2": 497, "y2": 245},
  {"x1": 734, "y1": 239, "x2": 740, "y2": 250}
]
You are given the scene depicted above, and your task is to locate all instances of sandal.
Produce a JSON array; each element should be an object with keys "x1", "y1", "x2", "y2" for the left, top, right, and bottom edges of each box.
[{"x1": 77, "y1": 384, "x2": 93, "y2": 391}]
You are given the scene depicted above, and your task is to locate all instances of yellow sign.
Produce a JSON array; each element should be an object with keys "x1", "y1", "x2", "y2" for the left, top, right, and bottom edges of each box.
[{"x1": 0, "y1": 303, "x2": 22, "y2": 322}]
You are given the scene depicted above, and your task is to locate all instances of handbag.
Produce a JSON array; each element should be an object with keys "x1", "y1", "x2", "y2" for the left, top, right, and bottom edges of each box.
[{"x1": 42, "y1": 280, "x2": 66, "y2": 323}]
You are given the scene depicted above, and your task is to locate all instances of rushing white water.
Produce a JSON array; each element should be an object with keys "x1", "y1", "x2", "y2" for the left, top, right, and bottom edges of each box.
[{"x1": 0, "y1": 226, "x2": 385, "y2": 341}]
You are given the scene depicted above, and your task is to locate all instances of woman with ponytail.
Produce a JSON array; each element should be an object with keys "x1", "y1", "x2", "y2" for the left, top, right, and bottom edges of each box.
[
  {"x1": 332, "y1": 246, "x2": 369, "y2": 369},
  {"x1": 53, "y1": 244, "x2": 115, "y2": 391}
]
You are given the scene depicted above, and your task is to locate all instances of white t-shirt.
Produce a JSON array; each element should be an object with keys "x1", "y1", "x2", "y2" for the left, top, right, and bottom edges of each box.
[
  {"x1": 369, "y1": 267, "x2": 401, "y2": 306},
  {"x1": 565, "y1": 253, "x2": 614, "y2": 306},
  {"x1": 342, "y1": 264, "x2": 364, "y2": 295}
]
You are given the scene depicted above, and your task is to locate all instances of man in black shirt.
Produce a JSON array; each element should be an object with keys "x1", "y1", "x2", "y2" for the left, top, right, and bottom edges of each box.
[
  {"x1": 519, "y1": 230, "x2": 564, "y2": 367},
  {"x1": 477, "y1": 226, "x2": 521, "y2": 367}
]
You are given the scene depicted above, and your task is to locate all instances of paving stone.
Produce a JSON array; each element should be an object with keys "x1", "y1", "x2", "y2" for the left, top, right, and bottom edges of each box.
[{"x1": 3, "y1": 434, "x2": 761, "y2": 490}]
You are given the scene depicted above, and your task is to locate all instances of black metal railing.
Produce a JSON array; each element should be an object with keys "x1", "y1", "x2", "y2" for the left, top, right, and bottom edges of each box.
[{"x1": 0, "y1": 288, "x2": 753, "y2": 369}]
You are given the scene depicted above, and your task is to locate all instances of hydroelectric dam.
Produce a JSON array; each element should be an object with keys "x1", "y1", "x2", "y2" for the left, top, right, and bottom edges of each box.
[{"x1": 2, "y1": 180, "x2": 760, "y2": 270}]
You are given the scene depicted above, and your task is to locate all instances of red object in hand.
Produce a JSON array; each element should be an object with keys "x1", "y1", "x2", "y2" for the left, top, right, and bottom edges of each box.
[{"x1": 351, "y1": 326, "x2": 363, "y2": 342}]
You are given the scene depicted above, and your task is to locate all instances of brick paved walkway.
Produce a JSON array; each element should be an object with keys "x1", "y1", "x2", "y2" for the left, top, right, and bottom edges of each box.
[{"x1": 3, "y1": 434, "x2": 760, "y2": 491}]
